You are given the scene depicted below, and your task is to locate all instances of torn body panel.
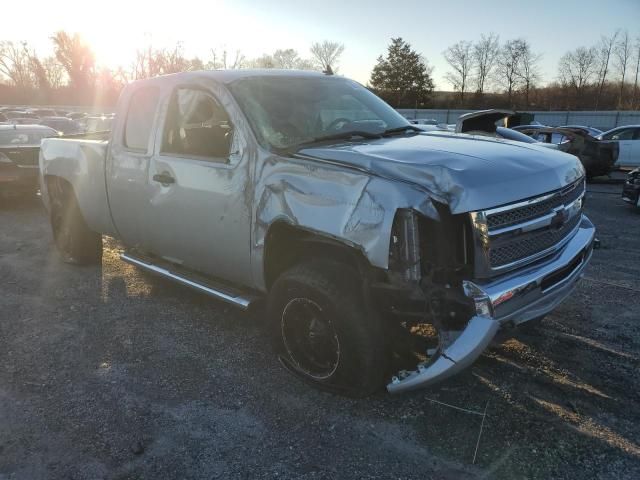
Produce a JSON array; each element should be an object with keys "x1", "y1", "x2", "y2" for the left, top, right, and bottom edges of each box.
[
  {"x1": 387, "y1": 215, "x2": 595, "y2": 394},
  {"x1": 250, "y1": 151, "x2": 438, "y2": 291},
  {"x1": 518, "y1": 127, "x2": 618, "y2": 178}
]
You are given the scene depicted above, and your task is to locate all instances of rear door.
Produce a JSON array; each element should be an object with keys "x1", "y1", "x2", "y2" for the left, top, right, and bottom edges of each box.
[
  {"x1": 608, "y1": 127, "x2": 635, "y2": 166},
  {"x1": 143, "y1": 84, "x2": 253, "y2": 286},
  {"x1": 630, "y1": 128, "x2": 640, "y2": 167},
  {"x1": 107, "y1": 85, "x2": 161, "y2": 250}
]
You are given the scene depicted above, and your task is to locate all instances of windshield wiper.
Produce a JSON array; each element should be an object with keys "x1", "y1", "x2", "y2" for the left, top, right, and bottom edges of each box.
[
  {"x1": 293, "y1": 130, "x2": 383, "y2": 150},
  {"x1": 382, "y1": 125, "x2": 422, "y2": 136}
]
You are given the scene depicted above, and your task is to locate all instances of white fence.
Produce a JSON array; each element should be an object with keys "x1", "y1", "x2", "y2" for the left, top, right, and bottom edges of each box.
[
  {"x1": 397, "y1": 109, "x2": 640, "y2": 131},
  {"x1": 4, "y1": 103, "x2": 640, "y2": 131}
]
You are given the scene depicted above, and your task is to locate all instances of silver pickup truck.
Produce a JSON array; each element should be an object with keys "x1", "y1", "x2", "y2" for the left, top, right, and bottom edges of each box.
[{"x1": 39, "y1": 70, "x2": 595, "y2": 396}]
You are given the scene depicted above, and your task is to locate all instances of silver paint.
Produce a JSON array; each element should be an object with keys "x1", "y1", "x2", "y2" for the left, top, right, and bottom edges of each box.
[{"x1": 38, "y1": 71, "x2": 595, "y2": 394}]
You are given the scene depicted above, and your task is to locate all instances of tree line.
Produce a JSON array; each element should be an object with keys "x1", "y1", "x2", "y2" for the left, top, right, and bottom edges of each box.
[
  {"x1": 438, "y1": 30, "x2": 640, "y2": 111},
  {"x1": 1, "y1": 30, "x2": 639, "y2": 111},
  {"x1": 0, "y1": 34, "x2": 345, "y2": 107}
]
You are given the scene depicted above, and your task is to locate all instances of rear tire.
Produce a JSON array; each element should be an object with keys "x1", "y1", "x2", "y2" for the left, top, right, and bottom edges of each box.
[
  {"x1": 49, "y1": 179, "x2": 102, "y2": 265},
  {"x1": 268, "y1": 260, "x2": 388, "y2": 397}
]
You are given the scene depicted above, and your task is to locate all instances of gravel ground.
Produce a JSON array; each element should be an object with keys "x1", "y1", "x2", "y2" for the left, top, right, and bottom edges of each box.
[{"x1": 1, "y1": 182, "x2": 639, "y2": 480}]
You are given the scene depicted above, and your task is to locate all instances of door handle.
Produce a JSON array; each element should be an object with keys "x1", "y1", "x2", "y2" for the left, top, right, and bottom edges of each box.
[{"x1": 152, "y1": 172, "x2": 175, "y2": 185}]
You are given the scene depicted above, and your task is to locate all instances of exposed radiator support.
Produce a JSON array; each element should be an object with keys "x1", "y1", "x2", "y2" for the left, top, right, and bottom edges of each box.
[{"x1": 397, "y1": 209, "x2": 421, "y2": 283}]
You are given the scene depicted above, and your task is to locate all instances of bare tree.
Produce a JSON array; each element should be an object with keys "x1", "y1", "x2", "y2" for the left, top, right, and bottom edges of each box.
[
  {"x1": 631, "y1": 35, "x2": 640, "y2": 109},
  {"x1": 594, "y1": 30, "x2": 619, "y2": 109},
  {"x1": 246, "y1": 54, "x2": 275, "y2": 69},
  {"x1": 0, "y1": 41, "x2": 34, "y2": 88},
  {"x1": 495, "y1": 39, "x2": 527, "y2": 106},
  {"x1": 28, "y1": 54, "x2": 50, "y2": 92},
  {"x1": 208, "y1": 48, "x2": 245, "y2": 69},
  {"x1": 515, "y1": 40, "x2": 542, "y2": 107},
  {"x1": 614, "y1": 30, "x2": 632, "y2": 108},
  {"x1": 472, "y1": 33, "x2": 499, "y2": 94},
  {"x1": 42, "y1": 56, "x2": 65, "y2": 89},
  {"x1": 272, "y1": 49, "x2": 301, "y2": 69},
  {"x1": 558, "y1": 46, "x2": 597, "y2": 104},
  {"x1": 310, "y1": 40, "x2": 344, "y2": 72},
  {"x1": 131, "y1": 45, "x2": 150, "y2": 79},
  {"x1": 133, "y1": 42, "x2": 204, "y2": 79},
  {"x1": 157, "y1": 44, "x2": 192, "y2": 74},
  {"x1": 51, "y1": 31, "x2": 95, "y2": 95},
  {"x1": 443, "y1": 40, "x2": 474, "y2": 102},
  {"x1": 243, "y1": 49, "x2": 314, "y2": 70}
]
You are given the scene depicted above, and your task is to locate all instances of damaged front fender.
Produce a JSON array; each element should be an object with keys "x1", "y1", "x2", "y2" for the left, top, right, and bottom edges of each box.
[{"x1": 250, "y1": 153, "x2": 438, "y2": 290}]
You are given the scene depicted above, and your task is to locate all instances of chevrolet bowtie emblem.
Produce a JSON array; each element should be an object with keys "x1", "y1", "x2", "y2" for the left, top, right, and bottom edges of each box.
[{"x1": 550, "y1": 206, "x2": 567, "y2": 230}]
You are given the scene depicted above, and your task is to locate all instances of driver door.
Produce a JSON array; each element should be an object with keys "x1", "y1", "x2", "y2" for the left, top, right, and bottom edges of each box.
[{"x1": 144, "y1": 85, "x2": 253, "y2": 287}]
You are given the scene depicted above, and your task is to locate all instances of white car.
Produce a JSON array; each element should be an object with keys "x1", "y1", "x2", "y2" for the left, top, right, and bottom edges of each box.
[{"x1": 598, "y1": 125, "x2": 640, "y2": 167}]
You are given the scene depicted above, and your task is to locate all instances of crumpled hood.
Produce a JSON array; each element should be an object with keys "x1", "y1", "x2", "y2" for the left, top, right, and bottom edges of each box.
[{"x1": 298, "y1": 132, "x2": 585, "y2": 214}]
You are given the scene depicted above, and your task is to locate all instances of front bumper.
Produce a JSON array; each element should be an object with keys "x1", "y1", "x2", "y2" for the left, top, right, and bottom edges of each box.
[{"x1": 387, "y1": 215, "x2": 595, "y2": 394}]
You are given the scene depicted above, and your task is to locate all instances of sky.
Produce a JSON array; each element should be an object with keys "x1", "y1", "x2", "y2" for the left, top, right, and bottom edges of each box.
[{"x1": 2, "y1": 0, "x2": 639, "y2": 89}]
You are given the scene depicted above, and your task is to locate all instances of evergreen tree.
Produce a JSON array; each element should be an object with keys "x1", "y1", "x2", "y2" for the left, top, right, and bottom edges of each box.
[{"x1": 369, "y1": 38, "x2": 434, "y2": 108}]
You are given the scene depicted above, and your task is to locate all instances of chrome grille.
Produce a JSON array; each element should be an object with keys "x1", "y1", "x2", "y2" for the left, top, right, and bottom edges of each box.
[
  {"x1": 489, "y1": 213, "x2": 581, "y2": 267},
  {"x1": 471, "y1": 178, "x2": 586, "y2": 277},
  {"x1": 486, "y1": 181, "x2": 584, "y2": 230}
]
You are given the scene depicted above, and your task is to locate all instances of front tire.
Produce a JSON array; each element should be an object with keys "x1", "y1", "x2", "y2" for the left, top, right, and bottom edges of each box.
[
  {"x1": 268, "y1": 260, "x2": 388, "y2": 397},
  {"x1": 49, "y1": 179, "x2": 102, "y2": 265}
]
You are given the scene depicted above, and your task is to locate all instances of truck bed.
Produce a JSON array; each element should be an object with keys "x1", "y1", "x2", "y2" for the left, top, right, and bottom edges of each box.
[{"x1": 39, "y1": 136, "x2": 117, "y2": 237}]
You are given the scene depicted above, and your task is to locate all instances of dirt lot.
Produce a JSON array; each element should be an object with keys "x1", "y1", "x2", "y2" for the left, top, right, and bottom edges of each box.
[{"x1": 1, "y1": 182, "x2": 639, "y2": 480}]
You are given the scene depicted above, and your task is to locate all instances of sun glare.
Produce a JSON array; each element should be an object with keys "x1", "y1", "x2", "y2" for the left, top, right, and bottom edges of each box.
[{"x1": 63, "y1": 1, "x2": 263, "y2": 70}]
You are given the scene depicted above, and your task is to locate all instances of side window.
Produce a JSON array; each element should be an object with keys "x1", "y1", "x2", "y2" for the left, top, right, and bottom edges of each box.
[
  {"x1": 162, "y1": 88, "x2": 233, "y2": 160},
  {"x1": 124, "y1": 87, "x2": 160, "y2": 151},
  {"x1": 611, "y1": 128, "x2": 635, "y2": 141}
]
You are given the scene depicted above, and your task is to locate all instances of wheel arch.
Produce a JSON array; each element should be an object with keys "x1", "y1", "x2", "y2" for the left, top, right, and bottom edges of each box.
[
  {"x1": 39, "y1": 138, "x2": 116, "y2": 236},
  {"x1": 263, "y1": 220, "x2": 379, "y2": 291}
]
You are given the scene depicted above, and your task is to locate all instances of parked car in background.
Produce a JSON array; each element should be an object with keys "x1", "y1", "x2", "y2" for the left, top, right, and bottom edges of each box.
[
  {"x1": 597, "y1": 125, "x2": 640, "y2": 168},
  {"x1": 67, "y1": 112, "x2": 87, "y2": 121},
  {"x1": 39, "y1": 70, "x2": 595, "y2": 396},
  {"x1": 558, "y1": 125, "x2": 603, "y2": 138},
  {"x1": 408, "y1": 118, "x2": 439, "y2": 126},
  {"x1": 558, "y1": 125, "x2": 602, "y2": 137},
  {"x1": 514, "y1": 124, "x2": 571, "y2": 144},
  {"x1": 622, "y1": 168, "x2": 640, "y2": 209},
  {"x1": 3, "y1": 111, "x2": 38, "y2": 121},
  {"x1": 0, "y1": 125, "x2": 58, "y2": 197},
  {"x1": 495, "y1": 126, "x2": 558, "y2": 148},
  {"x1": 27, "y1": 108, "x2": 58, "y2": 118},
  {"x1": 444, "y1": 110, "x2": 558, "y2": 149},
  {"x1": 38, "y1": 116, "x2": 83, "y2": 135},
  {"x1": 517, "y1": 126, "x2": 618, "y2": 178},
  {"x1": 8, "y1": 118, "x2": 43, "y2": 125},
  {"x1": 83, "y1": 115, "x2": 113, "y2": 132}
]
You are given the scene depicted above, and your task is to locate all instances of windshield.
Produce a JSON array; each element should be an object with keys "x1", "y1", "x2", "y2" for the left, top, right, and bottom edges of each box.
[
  {"x1": 0, "y1": 129, "x2": 56, "y2": 145},
  {"x1": 228, "y1": 75, "x2": 410, "y2": 150}
]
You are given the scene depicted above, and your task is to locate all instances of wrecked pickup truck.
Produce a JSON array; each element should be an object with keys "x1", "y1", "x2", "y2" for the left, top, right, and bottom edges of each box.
[{"x1": 39, "y1": 70, "x2": 595, "y2": 396}]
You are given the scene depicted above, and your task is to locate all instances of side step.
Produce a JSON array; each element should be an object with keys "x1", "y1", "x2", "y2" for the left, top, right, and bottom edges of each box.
[{"x1": 120, "y1": 252, "x2": 259, "y2": 310}]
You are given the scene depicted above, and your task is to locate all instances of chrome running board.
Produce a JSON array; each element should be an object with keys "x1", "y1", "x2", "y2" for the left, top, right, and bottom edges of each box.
[{"x1": 120, "y1": 252, "x2": 257, "y2": 310}]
